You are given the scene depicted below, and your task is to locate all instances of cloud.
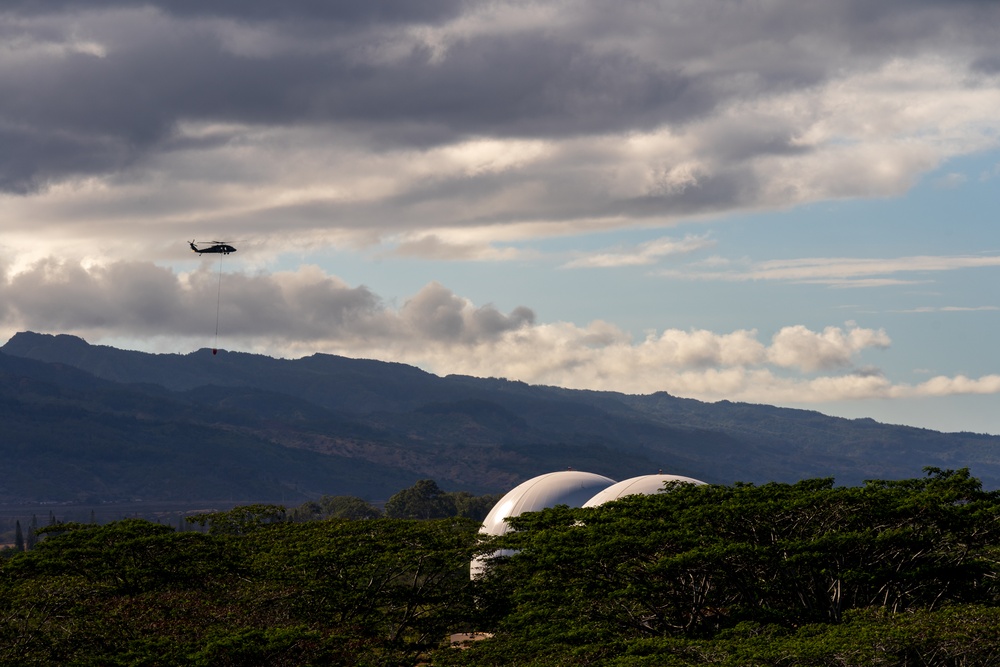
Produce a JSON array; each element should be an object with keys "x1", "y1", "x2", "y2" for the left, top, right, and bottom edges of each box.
[
  {"x1": 659, "y1": 254, "x2": 1000, "y2": 286},
  {"x1": 906, "y1": 375, "x2": 1000, "y2": 397},
  {"x1": 0, "y1": 259, "x2": 534, "y2": 347},
  {"x1": 4, "y1": 258, "x2": 997, "y2": 406},
  {"x1": 398, "y1": 281, "x2": 534, "y2": 343},
  {"x1": 386, "y1": 234, "x2": 531, "y2": 261},
  {"x1": 3, "y1": 2, "x2": 1000, "y2": 259},
  {"x1": 767, "y1": 325, "x2": 891, "y2": 372},
  {"x1": 561, "y1": 234, "x2": 715, "y2": 269},
  {"x1": 893, "y1": 305, "x2": 999, "y2": 313}
]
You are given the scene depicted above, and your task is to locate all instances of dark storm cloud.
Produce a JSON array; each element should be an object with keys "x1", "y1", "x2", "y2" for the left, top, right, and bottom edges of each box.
[
  {"x1": 971, "y1": 54, "x2": 1000, "y2": 74},
  {"x1": 3, "y1": 0, "x2": 1000, "y2": 227},
  {"x1": 3, "y1": 1, "x2": 467, "y2": 24},
  {"x1": 0, "y1": 126, "x2": 132, "y2": 194},
  {"x1": 343, "y1": 37, "x2": 705, "y2": 136},
  {"x1": 0, "y1": 6, "x2": 707, "y2": 191}
]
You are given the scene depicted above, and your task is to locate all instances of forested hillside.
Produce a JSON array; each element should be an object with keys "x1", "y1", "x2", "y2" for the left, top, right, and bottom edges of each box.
[
  {"x1": 1, "y1": 470, "x2": 998, "y2": 666},
  {"x1": 3, "y1": 331, "x2": 1000, "y2": 507}
]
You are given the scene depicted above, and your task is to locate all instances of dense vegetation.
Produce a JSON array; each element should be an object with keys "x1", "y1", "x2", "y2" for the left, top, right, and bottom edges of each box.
[{"x1": 2, "y1": 469, "x2": 1000, "y2": 665}]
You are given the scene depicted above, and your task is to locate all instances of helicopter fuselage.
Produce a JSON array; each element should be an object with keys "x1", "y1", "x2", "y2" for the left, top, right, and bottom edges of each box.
[{"x1": 190, "y1": 242, "x2": 236, "y2": 255}]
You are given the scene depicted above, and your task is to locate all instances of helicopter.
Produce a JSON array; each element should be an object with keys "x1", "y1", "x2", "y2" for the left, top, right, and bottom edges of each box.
[{"x1": 189, "y1": 240, "x2": 237, "y2": 255}]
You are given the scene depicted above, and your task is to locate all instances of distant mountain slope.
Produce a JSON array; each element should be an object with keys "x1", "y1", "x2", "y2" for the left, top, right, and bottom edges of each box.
[
  {"x1": 0, "y1": 352, "x2": 420, "y2": 503},
  {"x1": 3, "y1": 331, "x2": 1000, "y2": 503},
  {"x1": 2, "y1": 331, "x2": 453, "y2": 412}
]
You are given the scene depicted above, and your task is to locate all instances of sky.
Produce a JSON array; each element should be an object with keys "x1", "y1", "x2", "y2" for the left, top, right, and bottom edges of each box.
[{"x1": 2, "y1": 0, "x2": 999, "y2": 434}]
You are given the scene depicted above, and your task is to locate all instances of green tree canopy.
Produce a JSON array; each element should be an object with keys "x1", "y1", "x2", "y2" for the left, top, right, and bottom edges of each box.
[
  {"x1": 3, "y1": 471, "x2": 999, "y2": 666},
  {"x1": 461, "y1": 467, "x2": 1000, "y2": 664},
  {"x1": 385, "y1": 479, "x2": 458, "y2": 520},
  {"x1": 288, "y1": 495, "x2": 383, "y2": 521},
  {"x1": 186, "y1": 504, "x2": 287, "y2": 535},
  {"x1": 451, "y1": 491, "x2": 504, "y2": 522}
]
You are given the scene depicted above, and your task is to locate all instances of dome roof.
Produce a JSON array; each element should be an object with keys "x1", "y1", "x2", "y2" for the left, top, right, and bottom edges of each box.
[
  {"x1": 479, "y1": 470, "x2": 617, "y2": 537},
  {"x1": 582, "y1": 473, "x2": 706, "y2": 507}
]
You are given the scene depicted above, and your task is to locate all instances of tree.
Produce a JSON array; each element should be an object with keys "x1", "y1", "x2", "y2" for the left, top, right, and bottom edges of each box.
[
  {"x1": 249, "y1": 517, "x2": 481, "y2": 654},
  {"x1": 288, "y1": 495, "x2": 382, "y2": 521},
  {"x1": 385, "y1": 480, "x2": 457, "y2": 520},
  {"x1": 2, "y1": 473, "x2": 997, "y2": 666},
  {"x1": 14, "y1": 521, "x2": 23, "y2": 552},
  {"x1": 451, "y1": 491, "x2": 504, "y2": 522},
  {"x1": 0, "y1": 515, "x2": 481, "y2": 665},
  {"x1": 0, "y1": 520, "x2": 244, "y2": 665},
  {"x1": 186, "y1": 504, "x2": 286, "y2": 535},
  {"x1": 471, "y1": 469, "x2": 1000, "y2": 651},
  {"x1": 26, "y1": 515, "x2": 38, "y2": 550}
]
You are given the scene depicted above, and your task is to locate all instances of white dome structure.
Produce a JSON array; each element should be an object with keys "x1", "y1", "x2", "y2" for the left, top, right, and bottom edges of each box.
[
  {"x1": 582, "y1": 473, "x2": 706, "y2": 507},
  {"x1": 479, "y1": 470, "x2": 617, "y2": 537},
  {"x1": 472, "y1": 470, "x2": 616, "y2": 578}
]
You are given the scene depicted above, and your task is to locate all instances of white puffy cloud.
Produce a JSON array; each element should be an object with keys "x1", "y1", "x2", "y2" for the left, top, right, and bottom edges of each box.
[
  {"x1": 397, "y1": 281, "x2": 534, "y2": 344},
  {"x1": 904, "y1": 375, "x2": 1000, "y2": 397},
  {"x1": 2, "y1": 258, "x2": 997, "y2": 406},
  {"x1": 391, "y1": 321, "x2": 895, "y2": 400},
  {"x1": 0, "y1": 260, "x2": 534, "y2": 347},
  {"x1": 767, "y1": 325, "x2": 891, "y2": 372}
]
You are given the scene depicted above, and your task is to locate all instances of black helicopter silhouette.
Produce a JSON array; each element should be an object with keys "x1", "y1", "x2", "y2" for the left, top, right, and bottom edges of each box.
[{"x1": 189, "y1": 240, "x2": 237, "y2": 255}]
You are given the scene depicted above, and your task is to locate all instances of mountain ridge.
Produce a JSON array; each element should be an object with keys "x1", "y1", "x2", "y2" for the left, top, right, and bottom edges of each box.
[{"x1": 3, "y1": 330, "x2": 999, "y2": 503}]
